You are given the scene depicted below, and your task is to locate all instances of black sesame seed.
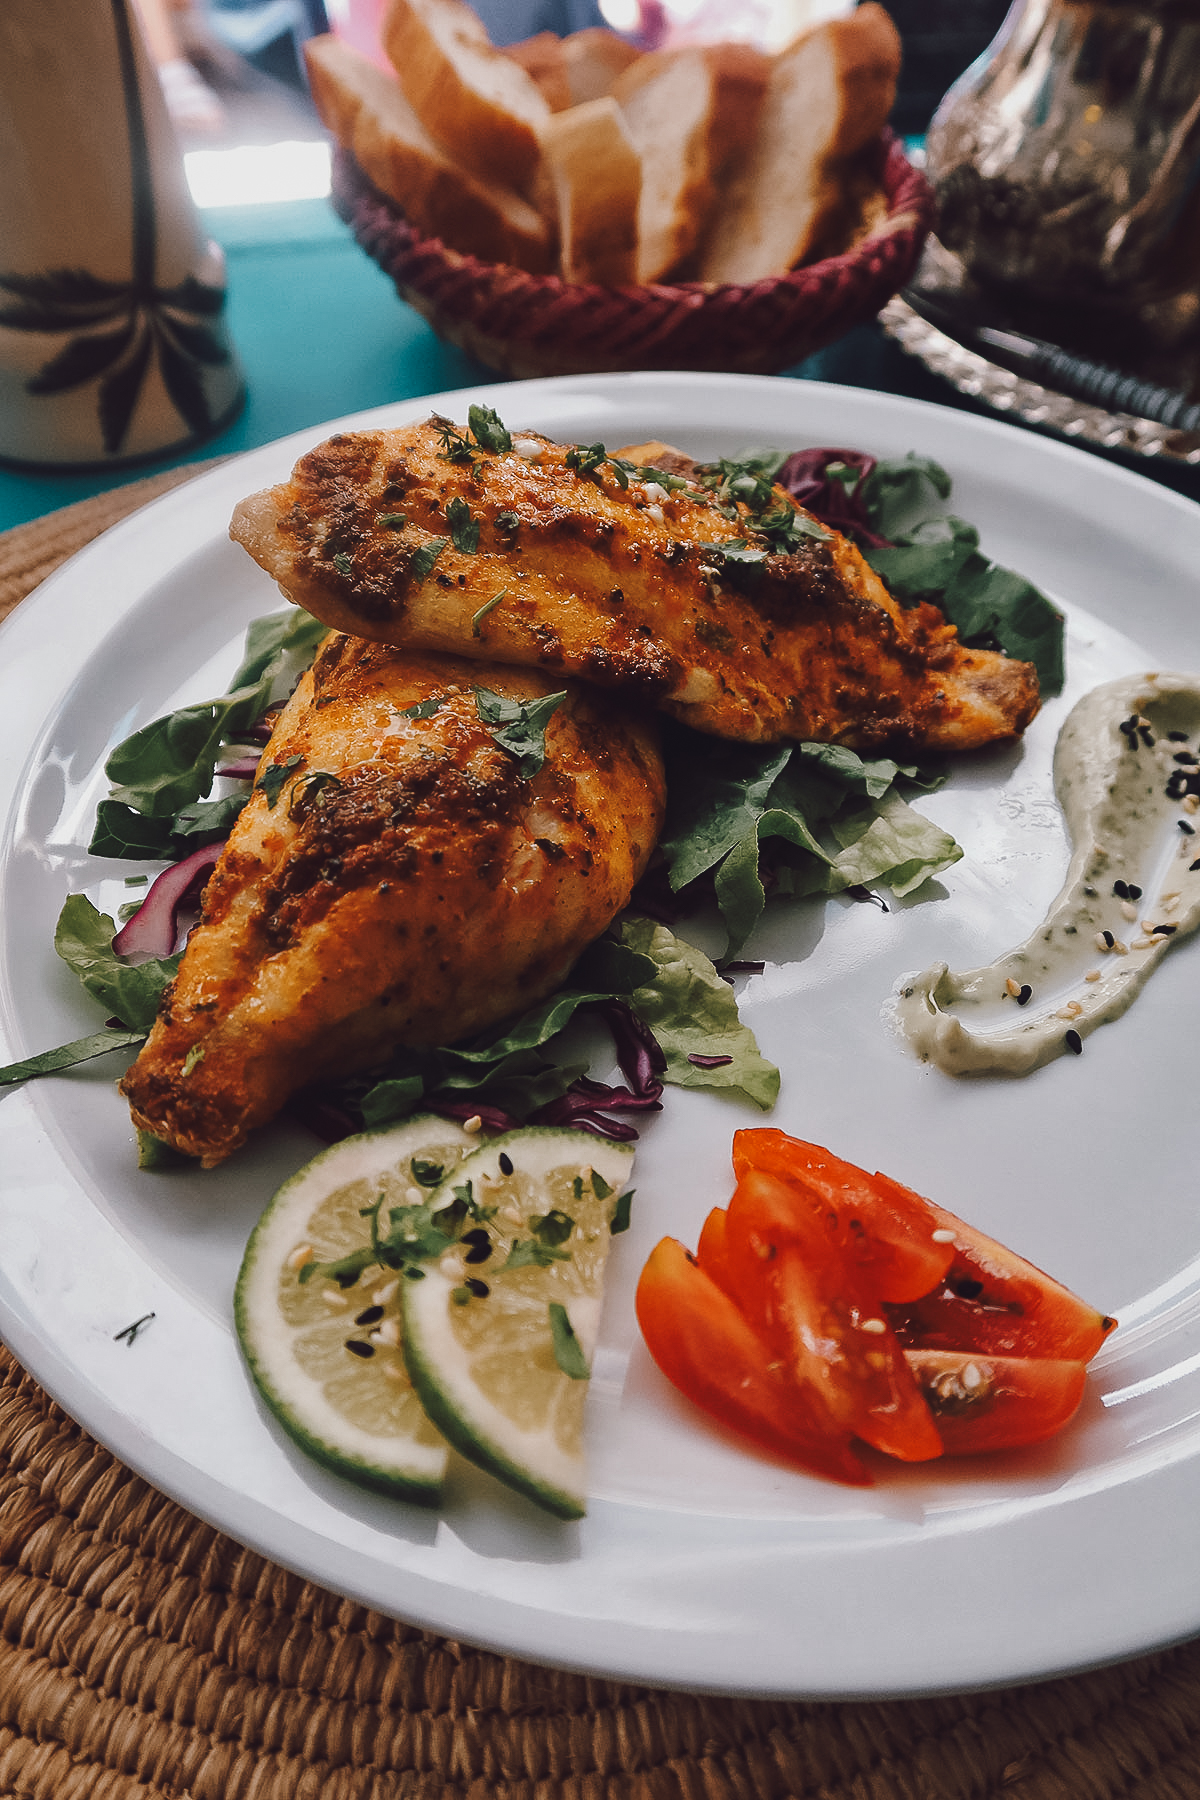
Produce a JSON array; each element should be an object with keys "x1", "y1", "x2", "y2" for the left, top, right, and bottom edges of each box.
[
  {"x1": 335, "y1": 1270, "x2": 361, "y2": 1288},
  {"x1": 498, "y1": 1151, "x2": 514, "y2": 1176},
  {"x1": 1166, "y1": 773, "x2": 1188, "y2": 800},
  {"x1": 462, "y1": 1226, "x2": 490, "y2": 1245},
  {"x1": 1174, "y1": 751, "x2": 1199, "y2": 765},
  {"x1": 1192, "y1": 858, "x2": 1200, "y2": 872},
  {"x1": 354, "y1": 1305, "x2": 384, "y2": 1326},
  {"x1": 1017, "y1": 984, "x2": 1033, "y2": 1006},
  {"x1": 1113, "y1": 879, "x2": 1129, "y2": 898},
  {"x1": 464, "y1": 1239, "x2": 493, "y2": 1265},
  {"x1": 345, "y1": 1339, "x2": 375, "y2": 1358},
  {"x1": 1102, "y1": 929, "x2": 1115, "y2": 947},
  {"x1": 403, "y1": 1265, "x2": 426, "y2": 1280},
  {"x1": 1155, "y1": 923, "x2": 1178, "y2": 935},
  {"x1": 952, "y1": 1277, "x2": 985, "y2": 1300},
  {"x1": 1168, "y1": 730, "x2": 1190, "y2": 742},
  {"x1": 1181, "y1": 819, "x2": 1197, "y2": 834},
  {"x1": 1140, "y1": 727, "x2": 1156, "y2": 747},
  {"x1": 1065, "y1": 1029, "x2": 1083, "y2": 1055},
  {"x1": 1128, "y1": 884, "x2": 1142, "y2": 900},
  {"x1": 465, "y1": 1277, "x2": 490, "y2": 1298}
]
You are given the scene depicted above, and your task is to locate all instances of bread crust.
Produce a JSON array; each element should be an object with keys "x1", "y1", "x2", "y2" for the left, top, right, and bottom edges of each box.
[
  {"x1": 539, "y1": 97, "x2": 640, "y2": 285},
  {"x1": 382, "y1": 0, "x2": 549, "y2": 193},
  {"x1": 696, "y1": 2, "x2": 901, "y2": 284},
  {"x1": 306, "y1": 35, "x2": 554, "y2": 272}
]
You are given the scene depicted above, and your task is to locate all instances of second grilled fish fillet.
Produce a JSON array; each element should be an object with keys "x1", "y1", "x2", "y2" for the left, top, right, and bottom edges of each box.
[
  {"x1": 230, "y1": 418, "x2": 1040, "y2": 756},
  {"x1": 120, "y1": 639, "x2": 665, "y2": 1166}
]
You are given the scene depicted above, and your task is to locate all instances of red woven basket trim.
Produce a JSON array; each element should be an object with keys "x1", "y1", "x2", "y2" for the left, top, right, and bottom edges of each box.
[{"x1": 332, "y1": 135, "x2": 934, "y2": 376}]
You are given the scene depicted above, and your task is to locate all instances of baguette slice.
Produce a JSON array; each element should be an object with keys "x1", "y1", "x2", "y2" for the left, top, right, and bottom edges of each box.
[
  {"x1": 612, "y1": 43, "x2": 769, "y2": 282},
  {"x1": 382, "y1": 0, "x2": 550, "y2": 193},
  {"x1": 306, "y1": 35, "x2": 554, "y2": 272},
  {"x1": 697, "y1": 3, "x2": 901, "y2": 284},
  {"x1": 504, "y1": 27, "x2": 641, "y2": 110},
  {"x1": 539, "y1": 96, "x2": 641, "y2": 286}
]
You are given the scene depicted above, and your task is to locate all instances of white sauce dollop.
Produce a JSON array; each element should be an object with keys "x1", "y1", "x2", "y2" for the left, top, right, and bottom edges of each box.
[{"x1": 896, "y1": 671, "x2": 1200, "y2": 1075}]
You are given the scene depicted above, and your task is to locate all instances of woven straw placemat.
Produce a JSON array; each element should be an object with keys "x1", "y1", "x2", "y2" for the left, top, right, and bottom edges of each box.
[{"x1": 3, "y1": 476, "x2": 1200, "y2": 1800}]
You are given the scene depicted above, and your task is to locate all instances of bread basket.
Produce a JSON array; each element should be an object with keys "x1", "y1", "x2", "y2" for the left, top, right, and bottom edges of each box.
[{"x1": 331, "y1": 133, "x2": 934, "y2": 380}]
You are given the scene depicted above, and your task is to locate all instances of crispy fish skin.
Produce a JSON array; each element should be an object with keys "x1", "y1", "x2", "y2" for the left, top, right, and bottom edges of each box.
[
  {"x1": 230, "y1": 420, "x2": 1040, "y2": 756},
  {"x1": 120, "y1": 639, "x2": 665, "y2": 1166}
]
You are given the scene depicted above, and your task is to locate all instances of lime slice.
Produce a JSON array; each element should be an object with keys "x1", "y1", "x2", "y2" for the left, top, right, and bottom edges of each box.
[
  {"x1": 400, "y1": 1127, "x2": 635, "y2": 1520},
  {"x1": 235, "y1": 1116, "x2": 477, "y2": 1503}
]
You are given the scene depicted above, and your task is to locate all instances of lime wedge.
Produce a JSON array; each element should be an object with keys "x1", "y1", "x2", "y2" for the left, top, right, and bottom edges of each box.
[
  {"x1": 400, "y1": 1127, "x2": 635, "y2": 1520},
  {"x1": 235, "y1": 1116, "x2": 476, "y2": 1504}
]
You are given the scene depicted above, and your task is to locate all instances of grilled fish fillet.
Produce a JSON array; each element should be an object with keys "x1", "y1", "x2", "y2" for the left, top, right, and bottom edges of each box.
[
  {"x1": 120, "y1": 638, "x2": 665, "y2": 1166},
  {"x1": 230, "y1": 419, "x2": 1039, "y2": 756}
]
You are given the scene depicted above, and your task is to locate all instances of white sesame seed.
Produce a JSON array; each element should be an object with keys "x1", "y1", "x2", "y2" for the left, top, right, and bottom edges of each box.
[
  {"x1": 511, "y1": 435, "x2": 543, "y2": 460},
  {"x1": 404, "y1": 1187, "x2": 424, "y2": 1205},
  {"x1": 1005, "y1": 976, "x2": 1022, "y2": 998},
  {"x1": 372, "y1": 1279, "x2": 400, "y2": 1307},
  {"x1": 931, "y1": 1228, "x2": 956, "y2": 1243},
  {"x1": 463, "y1": 1115, "x2": 483, "y2": 1134},
  {"x1": 1085, "y1": 969, "x2": 1101, "y2": 982},
  {"x1": 961, "y1": 1362, "x2": 984, "y2": 1391},
  {"x1": 859, "y1": 1317, "x2": 887, "y2": 1334},
  {"x1": 1094, "y1": 932, "x2": 1111, "y2": 953},
  {"x1": 1185, "y1": 793, "x2": 1200, "y2": 813},
  {"x1": 500, "y1": 1203, "x2": 524, "y2": 1226},
  {"x1": 643, "y1": 482, "x2": 669, "y2": 504},
  {"x1": 287, "y1": 1242, "x2": 314, "y2": 1271},
  {"x1": 1054, "y1": 1003, "x2": 1082, "y2": 1020},
  {"x1": 374, "y1": 1316, "x2": 401, "y2": 1346},
  {"x1": 1112, "y1": 938, "x2": 1129, "y2": 955},
  {"x1": 320, "y1": 1287, "x2": 348, "y2": 1308},
  {"x1": 438, "y1": 1252, "x2": 464, "y2": 1279},
  {"x1": 645, "y1": 504, "x2": 665, "y2": 524},
  {"x1": 1121, "y1": 900, "x2": 1138, "y2": 921},
  {"x1": 1131, "y1": 936, "x2": 1154, "y2": 950}
]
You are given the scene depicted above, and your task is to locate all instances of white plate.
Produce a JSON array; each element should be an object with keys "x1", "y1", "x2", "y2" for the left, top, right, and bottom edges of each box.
[{"x1": 3, "y1": 371, "x2": 1200, "y2": 1701}]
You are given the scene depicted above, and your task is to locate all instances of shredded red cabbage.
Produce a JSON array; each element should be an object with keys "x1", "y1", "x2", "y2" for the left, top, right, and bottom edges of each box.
[
  {"x1": 776, "y1": 447, "x2": 891, "y2": 549},
  {"x1": 112, "y1": 842, "x2": 222, "y2": 959},
  {"x1": 687, "y1": 1053, "x2": 733, "y2": 1068},
  {"x1": 215, "y1": 755, "x2": 262, "y2": 780}
]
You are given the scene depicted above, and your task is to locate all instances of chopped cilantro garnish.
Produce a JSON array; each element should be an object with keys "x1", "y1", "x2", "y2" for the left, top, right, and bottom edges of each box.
[
  {"x1": 433, "y1": 417, "x2": 476, "y2": 464},
  {"x1": 446, "y1": 496, "x2": 480, "y2": 554},
  {"x1": 332, "y1": 551, "x2": 353, "y2": 577},
  {"x1": 400, "y1": 695, "x2": 446, "y2": 720},
  {"x1": 474, "y1": 686, "x2": 567, "y2": 778},
  {"x1": 411, "y1": 537, "x2": 449, "y2": 580},
  {"x1": 378, "y1": 511, "x2": 406, "y2": 528},
  {"x1": 549, "y1": 1302, "x2": 589, "y2": 1379},
  {"x1": 609, "y1": 1188, "x2": 634, "y2": 1234},
  {"x1": 468, "y1": 403, "x2": 512, "y2": 453},
  {"x1": 259, "y1": 754, "x2": 303, "y2": 809}
]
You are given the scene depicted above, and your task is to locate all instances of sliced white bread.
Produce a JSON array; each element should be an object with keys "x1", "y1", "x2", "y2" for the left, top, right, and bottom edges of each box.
[
  {"x1": 503, "y1": 28, "x2": 641, "y2": 111},
  {"x1": 696, "y1": 2, "x2": 901, "y2": 284},
  {"x1": 382, "y1": 0, "x2": 550, "y2": 194},
  {"x1": 612, "y1": 42, "x2": 771, "y2": 282},
  {"x1": 305, "y1": 35, "x2": 554, "y2": 273},
  {"x1": 538, "y1": 97, "x2": 641, "y2": 286}
]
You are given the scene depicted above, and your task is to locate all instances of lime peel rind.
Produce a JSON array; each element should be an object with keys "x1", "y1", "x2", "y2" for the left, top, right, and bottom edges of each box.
[{"x1": 235, "y1": 1116, "x2": 475, "y2": 1503}]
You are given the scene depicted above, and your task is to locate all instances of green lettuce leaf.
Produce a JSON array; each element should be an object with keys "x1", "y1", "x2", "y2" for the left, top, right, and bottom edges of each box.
[
  {"x1": 54, "y1": 894, "x2": 179, "y2": 1032},
  {"x1": 859, "y1": 457, "x2": 1065, "y2": 695},
  {"x1": 94, "y1": 608, "x2": 326, "y2": 832},
  {"x1": 620, "y1": 916, "x2": 779, "y2": 1110},
  {"x1": 656, "y1": 732, "x2": 959, "y2": 958}
]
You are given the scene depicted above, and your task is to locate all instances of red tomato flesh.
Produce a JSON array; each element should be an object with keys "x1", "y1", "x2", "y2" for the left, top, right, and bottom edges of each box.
[
  {"x1": 875, "y1": 1174, "x2": 1117, "y2": 1362},
  {"x1": 695, "y1": 1206, "x2": 736, "y2": 1297},
  {"x1": 732, "y1": 1130, "x2": 956, "y2": 1303},
  {"x1": 635, "y1": 1237, "x2": 870, "y2": 1485},
  {"x1": 723, "y1": 1168, "x2": 943, "y2": 1463},
  {"x1": 904, "y1": 1349, "x2": 1088, "y2": 1454}
]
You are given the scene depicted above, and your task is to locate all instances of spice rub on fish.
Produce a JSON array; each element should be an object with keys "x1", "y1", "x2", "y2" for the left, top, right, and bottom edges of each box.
[
  {"x1": 120, "y1": 638, "x2": 665, "y2": 1166},
  {"x1": 230, "y1": 417, "x2": 1040, "y2": 757}
]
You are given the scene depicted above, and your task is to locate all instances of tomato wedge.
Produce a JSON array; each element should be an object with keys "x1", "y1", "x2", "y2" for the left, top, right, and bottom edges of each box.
[
  {"x1": 723, "y1": 1167, "x2": 943, "y2": 1463},
  {"x1": 875, "y1": 1174, "x2": 1117, "y2": 1362},
  {"x1": 733, "y1": 1130, "x2": 956, "y2": 1303},
  {"x1": 635, "y1": 1237, "x2": 870, "y2": 1485},
  {"x1": 695, "y1": 1206, "x2": 736, "y2": 1297},
  {"x1": 904, "y1": 1349, "x2": 1088, "y2": 1454}
]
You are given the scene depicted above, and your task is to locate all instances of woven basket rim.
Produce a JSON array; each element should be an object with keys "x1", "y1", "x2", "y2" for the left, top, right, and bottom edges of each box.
[{"x1": 335, "y1": 128, "x2": 934, "y2": 307}]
